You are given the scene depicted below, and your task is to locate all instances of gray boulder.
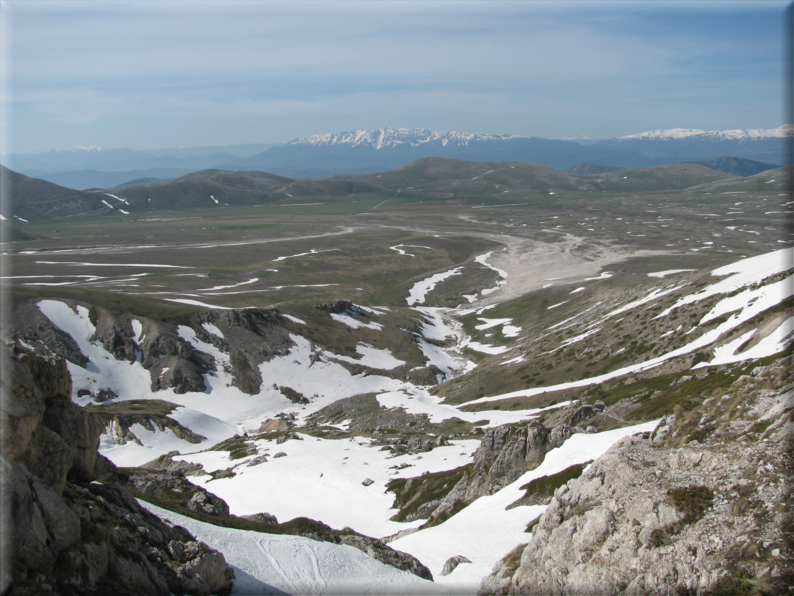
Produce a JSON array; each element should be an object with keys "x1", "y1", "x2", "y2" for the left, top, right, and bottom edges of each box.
[
  {"x1": 441, "y1": 555, "x2": 472, "y2": 576},
  {"x1": 186, "y1": 490, "x2": 231, "y2": 517}
]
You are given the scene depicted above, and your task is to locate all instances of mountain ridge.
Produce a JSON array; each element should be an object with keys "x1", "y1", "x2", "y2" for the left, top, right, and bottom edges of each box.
[{"x1": 5, "y1": 125, "x2": 789, "y2": 189}]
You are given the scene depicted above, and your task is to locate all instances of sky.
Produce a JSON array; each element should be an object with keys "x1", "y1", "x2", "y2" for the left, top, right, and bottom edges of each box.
[{"x1": 0, "y1": 0, "x2": 790, "y2": 153}]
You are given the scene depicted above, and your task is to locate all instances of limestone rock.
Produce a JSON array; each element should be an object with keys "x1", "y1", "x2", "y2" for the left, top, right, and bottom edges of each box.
[
  {"x1": 187, "y1": 491, "x2": 230, "y2": 517},
  {"x1": 258, "y1": 418, "x2": 289, "y2": 433},
  {"x1": 428, "y1": 421, "x2": 573, "y2": 524},
  {"x1": 337, "y1": 534, "x2": 433, "y2": 582},
  {"x1": 441, "y1": 555, "x2": 472, "y2": 576},
  {"x1": 241, "y1": 512, "x2": 278, "y2": 524},
  {"x1": 480, "y1": 431, "x2": 791, "y2": 595}
]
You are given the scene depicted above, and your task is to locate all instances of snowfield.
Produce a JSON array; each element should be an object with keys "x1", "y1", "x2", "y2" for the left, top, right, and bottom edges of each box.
[
  {"x1": 177, "y1": 434, "x2": 480, "y2": 538},
  {"x1": 31, "y1": 246, "x2": 794, "y2": 594},
  {"x1": 140, "y1": 502, "x2": 447, "y2": 595},
  {"x1": 391, "y1": 420, "x2": 660, "y2": 588},
  {"x1": 407, "y1": 267, "x2": 463, "y2": 306}
]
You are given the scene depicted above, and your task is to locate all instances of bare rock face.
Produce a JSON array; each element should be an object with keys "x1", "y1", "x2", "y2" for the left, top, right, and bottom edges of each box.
[
  {"x1": 6, "y1": 300, "x2": 89, "y2": 367},
  {"x1": 0, "y1": 344, "x2": 234, "y2": 596},
  {"x1": 481, "y1": 430, "x2": 792, "y2": 595},
  {"x1": 1, "y1": 344, "x2": 113, "y2": 494},
  {"x1": 97, "y1": 411, "x2": 206, "y2": 448},
  {"x1": 9, "y1": 299, "x2": 295, "y2": 398},
  {"x1": 428, "y1": 421, "x2": 572, "y2": 524}
]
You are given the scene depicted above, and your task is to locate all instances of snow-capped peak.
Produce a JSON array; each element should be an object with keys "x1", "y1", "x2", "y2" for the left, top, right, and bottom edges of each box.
[
  {"x1": 287, "y1": 127, "x2": 527, "y2": 150},
  {"x1": 619, "y1": 124, "x2": 792, "y2": 141}
]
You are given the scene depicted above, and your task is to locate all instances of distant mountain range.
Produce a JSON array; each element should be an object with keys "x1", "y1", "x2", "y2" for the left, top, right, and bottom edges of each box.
[{"x1": 1, "y1": 126, "x2": 789, "y2": 190}]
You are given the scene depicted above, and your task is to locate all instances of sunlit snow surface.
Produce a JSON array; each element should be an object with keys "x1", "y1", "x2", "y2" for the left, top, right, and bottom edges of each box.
[
  {"x1": 463, "y1": 248, "x2": 794, "y2": 406},
  {"x1": 141, "y1": 501, "x2": 447, "y2": 595},
  {"x1": 178, "y1": 434, "x2": 481, "y2": 538},
  {"x1": 326, "y1": 344, "x2": 405, "y2": 370},
  {"x1": 33, "y1": 247, "x2": 794, "y2": 591},
  {"x1": 407, "y1": 267, "x2": 463, "y2": 306},
  {"x1": 391, "y1": 420, "x2": 660, "y2": 588}
]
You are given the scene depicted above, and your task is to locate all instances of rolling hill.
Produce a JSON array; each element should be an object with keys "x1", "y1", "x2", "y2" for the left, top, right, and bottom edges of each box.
[
  {"x1": 0, "y1": 165, "x2": 109, "y2": 222},
  {"x1": 360, "y1": 158, "x2": 738, "y2": 194},
  {"x1": 685, "y1": 156, "x2": 780, "y2": 177},
  {"x1": 0, "y1": 158, "x2": 747, "y2": 223}
]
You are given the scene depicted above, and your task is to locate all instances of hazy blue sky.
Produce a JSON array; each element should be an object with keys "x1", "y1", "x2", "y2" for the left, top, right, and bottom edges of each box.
[{"x1": 1, "y1": 1, "x2": 789, "y2": 152}]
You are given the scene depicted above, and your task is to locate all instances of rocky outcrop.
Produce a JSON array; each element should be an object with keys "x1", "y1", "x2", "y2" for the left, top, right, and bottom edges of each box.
[
  {"x1": 122, "y1": 467, "x2": 231, "y2": 520},
  {"x1": 240, "y1": 512, "x2": 278, "y2": 524},
  {"x1": 315, "y1": 300, "x2": 362, "y2": 315},
  {"x1": 568, "y1": 401, "x2": 604, "y2": 426},
  {"x1": 441, "y1": 556, "x2": 472, "y2": 576},
  {"x1": 95, "y1": 411, "x2": 206, "y2": 447},
  {"x1": 5, "y1": 300, "x2": 89, "y2": 367},
  {"x1": 0, "y1": 344, "x2": 234, "y2": 596},
  {"x1": 8, "y1": 299, "x2": 295, "y2": 397},
  {"x1": 1, "y1": 344, "x2": 114, "y2": 494},
  {"x1": 140, "y1": 450, "x2": 207, "y2": 476},
  {"x1": 2, "y1": 459, "x2": 233, "y2": 596},
  {"x1": 337, "y1": 534, "x2": 433, "y2": 581},
  {"x1": 187, "y1": 491, "x2": 231, "y2": 517},
  {"x1": 480, "y1": 361, "x2": 794, "y2": 596},
  {"x1": 427, "y1": 421, "x2": 572, "y2": 524}
]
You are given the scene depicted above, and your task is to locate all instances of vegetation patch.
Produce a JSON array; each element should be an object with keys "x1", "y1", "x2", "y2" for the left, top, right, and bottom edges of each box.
[
  {"x1": 386, "y1": 464, "x2": 472, "y2": 523},
  {"x1": 507, "y1": 461, "x2": 592, "y2": 509},
  {"x1": 209, "y1": 435, "x2": 258, "y2": 460},
  {"x1": 84, "y1": 399, "x2": 179, "y2": 417},
  {"x1": 649, "y1": 485, "x2": 713, "y2": 547},
  {"x1": 127, "y1": 484, "x2": 355, "y2": 541},
  {"x1": 702, "y1": 568, "x2": 774, "y2": 596}
]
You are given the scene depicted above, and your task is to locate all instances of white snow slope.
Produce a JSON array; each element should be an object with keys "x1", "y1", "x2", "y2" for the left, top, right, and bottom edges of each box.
[
  {"x1": 141, "y1": 501, "x2": 447, "y2": 595},
  {"x1": 29, "y1": 247, "x2": 794, "y2": 594}
]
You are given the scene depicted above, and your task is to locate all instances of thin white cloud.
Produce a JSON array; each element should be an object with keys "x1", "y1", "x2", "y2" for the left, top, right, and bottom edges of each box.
[{"x1": 2, "y1": 0, "x2": 786, "y2": 151}]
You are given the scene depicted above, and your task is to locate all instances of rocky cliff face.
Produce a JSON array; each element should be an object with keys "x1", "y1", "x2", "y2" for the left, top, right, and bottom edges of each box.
[
  {"x1": 428, "y1": 421, "x2": 573, "y2": 524},
  {"x1": 0, "y1": 343, "x2": 234, "y2": 595},
  {"x1": 480, "y1": 357, "x2": 793, "y2": 595},
  {"x1": 8, "y1": 300, "x2": 295, "y2": 396}
]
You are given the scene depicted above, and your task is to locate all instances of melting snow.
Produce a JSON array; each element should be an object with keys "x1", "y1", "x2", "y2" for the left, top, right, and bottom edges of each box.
[
  {"x1": 696, "y1": 317, "x2": 794, "y2": 367},
  {"x1": 196, "y1": 278, "x2": 259, "y2": 292},
  {"x1": 463, "y1": 341, "x2": 510, "y2": 355},
  {"x1": 131, "y1": 319, "x2": 144, "y2": 344},
  {"x1": 407, "y1": 267, "x2": 463, "y2": 306},
  {"x1": 330, "y1": 313, "x2": 384, "y2": 330},
  {"x1": 327, "y1": 344, "x2": 405, "y2": 370},
  {"x1": 583, "y1": 272, "x2": 612, "y2": 281},
  {"x1": 648, "y1": 269, "x2": 696, "y2": 278},
  {"x1": 35, "y1": 261, "x2": 190, "y2": 268},
  {"x1": 475, "y1": 318, "x2": 512, "y2": 331},
  {"x1": 163, "y1": 298, "x2": 236, "y2": 310},
  {"x1": 273, "y1": 248, "x2": 339, "y2": 262},
  {"x1": 391, "y1": 420, "x2": 660, "y2": 588},
  {"x1": 282, "y1": 314, "x2": 306, "y2": 325},
  {"x1": 179, "y1": 433, "x2": 479, "y2": 538},
  {"x1": 502, "y1": 325, "x2": 521, "y2": 338},
  {"x1": 202, "y1": 323, "x2": 224, "y2": 338}
]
